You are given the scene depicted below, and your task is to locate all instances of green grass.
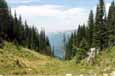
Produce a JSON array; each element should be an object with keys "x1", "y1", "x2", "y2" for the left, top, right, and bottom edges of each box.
[{"x1": 0, "y1": 42, "x2": 115, "y2": 75}]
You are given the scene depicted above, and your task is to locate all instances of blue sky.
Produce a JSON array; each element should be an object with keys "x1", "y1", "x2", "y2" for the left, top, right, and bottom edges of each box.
[{"x1": 6, "y1": 0, "x2": 112, "y2": 33}]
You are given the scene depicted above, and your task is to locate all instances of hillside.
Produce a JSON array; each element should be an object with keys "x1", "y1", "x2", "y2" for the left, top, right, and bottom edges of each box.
[
  {"x1": 0, "y1": 42, "x2": 115, "y2": 75},
  {"x1": 0, "y1": 42, "x2": 63, "y2": 74}
]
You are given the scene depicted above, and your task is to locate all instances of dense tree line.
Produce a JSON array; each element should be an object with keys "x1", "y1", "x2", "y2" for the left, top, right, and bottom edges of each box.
[
  {"x1": 0, "y1": 0, "x2": 52, "y2": 56},
  {"x1": 65, "y1": 0, "x2": 115, "y2": 61}
]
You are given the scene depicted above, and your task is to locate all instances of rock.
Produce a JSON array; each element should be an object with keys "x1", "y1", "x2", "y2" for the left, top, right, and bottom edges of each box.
[
  {"x1": 79, "y1": 74, "x2": 84, "y2": 76},
  {"x1": 110, "y1": 71, "x2": 115, "y2": 76},
  {"x1": 103, "y1": 73, "x2": 108, "y2": 76},
  {"x1": 65, "y1": 74, "x2": 72, "y2": 76},
  {"x1": 103, "y1": 67, "x2": 111, "y2": 72},
  {"x1": 28, "y1": 68, "x2": 32, "y2": 71}
]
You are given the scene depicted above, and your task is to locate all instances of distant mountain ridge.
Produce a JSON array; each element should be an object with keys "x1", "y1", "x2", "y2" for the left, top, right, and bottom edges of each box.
[{"x1": 48, "y1": 31, "x2": 72, "y2": 59}]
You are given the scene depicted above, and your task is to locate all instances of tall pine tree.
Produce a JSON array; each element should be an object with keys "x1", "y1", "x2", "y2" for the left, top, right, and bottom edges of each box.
[
  {"x1": 93, "y1": 0, "x2": 108, "y2": 49},
  {"x1": 88, "y1": 10, "x2": 94, "y2": 47},
  {"x1": 108, "y1": 1, "x2": 115, "y2": 46},
  {"x1": 0, "y1": 0, "x2": 52, "y2": 56}
]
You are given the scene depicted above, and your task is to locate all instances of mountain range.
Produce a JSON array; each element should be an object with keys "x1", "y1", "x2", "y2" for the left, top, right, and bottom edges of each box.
[{"x1": 48, "y1": 31, "x2": 72, "y2": 59}]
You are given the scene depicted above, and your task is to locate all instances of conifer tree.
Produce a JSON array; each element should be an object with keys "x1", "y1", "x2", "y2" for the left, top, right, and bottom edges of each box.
[
  {"x1": 88, "y1": 10, "x2": 94, "y2": 47},
  {"x1": 108, "y1": 1, "x2": 115, "y2": 46},
  {"x1": 0, "y1": 0, "x2": 52, "y2": 56},
  {"x1": 93, "y1": 0, "x2": 108, "y2": 49},
  {"x1": 65, "y1": 33, "x2": 74, "y2": 60},
  {"x1": 0, "y1": 0, "x2": 9, "y2": 40}
]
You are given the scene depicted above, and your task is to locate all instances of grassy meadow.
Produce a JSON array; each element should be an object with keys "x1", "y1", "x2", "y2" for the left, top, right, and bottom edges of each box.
[{"x1": 0, "y1": 42, "x2": 115, "y2": 75}]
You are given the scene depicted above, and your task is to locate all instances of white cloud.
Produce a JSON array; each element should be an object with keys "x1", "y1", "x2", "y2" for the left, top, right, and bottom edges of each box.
[
  {"x1": 7, "y1": 0, "x2": 40, "y2": 4},
  {"x1": 11, "y1": 3, "x2": 112, "y2": 33},
  {"x1": 12, "y1": 5, "x2": 63, "y2": 16},
  {"x1": 11, "y1": 5, "x2": 89, "y2": 33}
]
